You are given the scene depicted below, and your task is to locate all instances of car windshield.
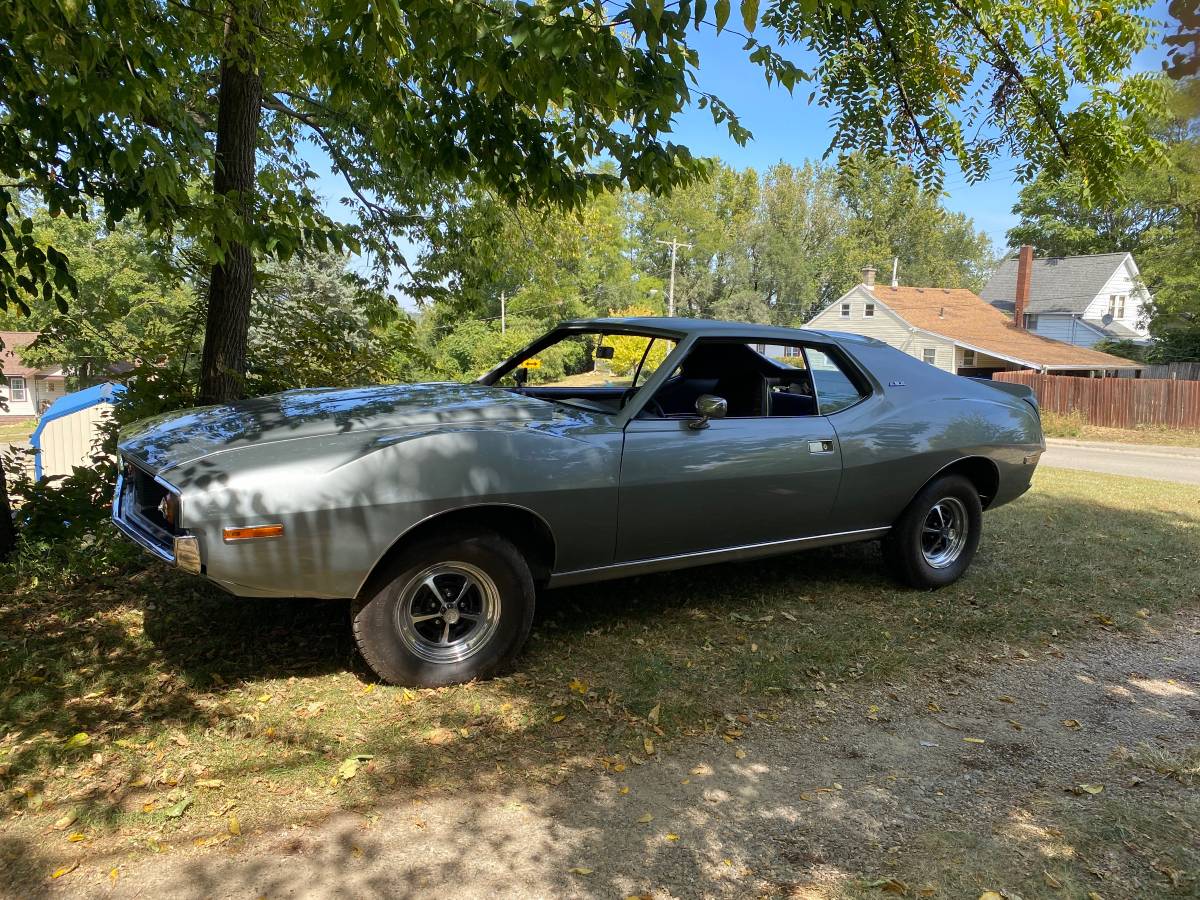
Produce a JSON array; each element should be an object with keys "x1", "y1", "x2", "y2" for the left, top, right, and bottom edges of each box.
[{"x1": 488, "y1": 329, "x2": 678, "y2": 394}]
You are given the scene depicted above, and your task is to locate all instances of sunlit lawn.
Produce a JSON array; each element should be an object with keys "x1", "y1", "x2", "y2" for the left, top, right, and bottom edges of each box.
[
  {"x1": 0, "y1": 467, "x2": 1198, "y2": 888},
  {"x1": 0, "y1": 418, "x2": 35, "y2": 444}
]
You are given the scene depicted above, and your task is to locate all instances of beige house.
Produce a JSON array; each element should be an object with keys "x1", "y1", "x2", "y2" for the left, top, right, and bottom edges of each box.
[
  {"x1": 1, "y1": 331, "x2": 68, "y2": 422},
  {"x1": 806, "y1": 269, "x2": 1143, "y2": 377}
]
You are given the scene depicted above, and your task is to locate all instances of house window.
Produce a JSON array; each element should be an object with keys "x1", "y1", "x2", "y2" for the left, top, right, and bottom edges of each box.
[
  {"x1": 7, "y1": 376, "x2": 26, "y2": 403},
  {"x1": 864, "y1": 303, "x2": 875, "y2": 317},
  {"x1": 962, "y1": 350, "x2": 976, "y2": 367},
  {"x1": 922, "y1": 348, "x2": 937, "y2": 366},
  {"x1": 840, "y1": 303, "x2": 851, "y2": 317},
  {"x1": 1109, "y1": 294, "x2": 1126, "y2": 318},
  {"x1": 782, "y1": 345, "x2": 803, "y2": 358},
  {"x1": 1023, "y1": 313, "x2": 1038, "y2": 329}
]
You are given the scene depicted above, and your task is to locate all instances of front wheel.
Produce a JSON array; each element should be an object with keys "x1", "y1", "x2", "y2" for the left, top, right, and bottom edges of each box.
[
  {"x1": 352, "y1": 530, "x2": 536, "y2": 686},
  {"x1": 883, "y1": 474, "x2": 982, "y2": 589}
]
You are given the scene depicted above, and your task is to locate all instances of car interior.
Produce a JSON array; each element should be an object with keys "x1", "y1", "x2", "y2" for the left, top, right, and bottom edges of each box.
[
  {"x1": 640, "y1": 341, "x2": 818, "y2": 418},
  {"x1": 503, "y1": 336, "x2": 838, "y2": 418}
]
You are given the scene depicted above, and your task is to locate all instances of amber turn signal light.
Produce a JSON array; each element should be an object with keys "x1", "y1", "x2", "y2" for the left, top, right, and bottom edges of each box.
[{"x1": 223, "y1": 524, "x2": 284, "y2": 542}]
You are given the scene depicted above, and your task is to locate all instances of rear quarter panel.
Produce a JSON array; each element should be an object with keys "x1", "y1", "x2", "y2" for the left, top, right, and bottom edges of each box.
[{"x1": 825, "y1": 340, "x2": 1043, "y2": 532}]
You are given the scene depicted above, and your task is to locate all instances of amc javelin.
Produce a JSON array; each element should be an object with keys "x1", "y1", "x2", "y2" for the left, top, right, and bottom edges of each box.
[{"x1": 113, "y1": 318, "x2": 1044, "y2": 685}]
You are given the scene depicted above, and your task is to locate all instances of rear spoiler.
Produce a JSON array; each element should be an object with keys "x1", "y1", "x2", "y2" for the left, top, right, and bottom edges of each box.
[{"x1": 969, "y1": 377, "x2": 1039, "y2": 414}]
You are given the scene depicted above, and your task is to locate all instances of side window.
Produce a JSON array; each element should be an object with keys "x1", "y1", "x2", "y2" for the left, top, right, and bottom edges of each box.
[{"x1": 804, "y1": 347, "x2": 866, "y2": 415}]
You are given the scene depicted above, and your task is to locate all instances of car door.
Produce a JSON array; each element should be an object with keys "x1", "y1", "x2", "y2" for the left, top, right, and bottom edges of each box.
[
  {"x1": 615, "y1": 415, "x2": 843, "y2": 561},
  {"x1": 614, "y1": 340, "x2": 856, "y2": 562}
]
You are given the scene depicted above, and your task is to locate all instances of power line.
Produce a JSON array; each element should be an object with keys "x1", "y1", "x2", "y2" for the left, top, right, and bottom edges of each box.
[{"x1": 655, "y1": 238, "x2": 692, "y2": 316}]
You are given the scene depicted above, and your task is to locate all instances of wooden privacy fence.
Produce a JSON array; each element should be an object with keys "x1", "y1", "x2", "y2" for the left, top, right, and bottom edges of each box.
[
  {"x1": 1143, "y1": 362, "x2": 1200, "y2": 381},
  {"x1": 993, "y1": 371, "x2": 1200, "y2": 430}
]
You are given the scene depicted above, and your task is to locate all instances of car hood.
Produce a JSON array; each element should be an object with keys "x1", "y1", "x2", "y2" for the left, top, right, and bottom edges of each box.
[{"x1": 119, "y1": 382, "x2": 557, "y2": 474}]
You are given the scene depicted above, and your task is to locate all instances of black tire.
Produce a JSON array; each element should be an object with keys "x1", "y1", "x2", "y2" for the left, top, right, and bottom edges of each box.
[
  {"x1": 352, "y1": 529, "x2": 535, "y2": 686},
  {"x1": 883, "y1": 474, "x2": 982, "y2": 589}
]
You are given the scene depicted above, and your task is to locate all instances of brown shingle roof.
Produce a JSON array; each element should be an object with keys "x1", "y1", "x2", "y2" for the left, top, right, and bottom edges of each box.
[
  {"x1": 871, "y1": 286, "x2": 1142, "y2": 370},
  {"x1": 1, "y1": 331, "x2": 62, "y2": 379}
]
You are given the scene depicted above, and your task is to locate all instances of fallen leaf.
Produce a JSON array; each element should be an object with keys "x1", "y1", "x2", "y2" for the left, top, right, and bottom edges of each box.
[
  {"x1": 734, "y1": 748, "x2": 747, "y2": 759},
  {"x1": 170, "y1": 732, "x2": 190, "y2": 747},
  {"x1": 195, "y1": 779, "x2": 225, "y2": 789},
  {"x1": 643, "y1": 737, "x2": 655, "y2": 755},
  {"x1": 164, "y1": 796, "x2": 192, "y2": 818},
  {"x1": 880, "y1": 878, "x2": 908, "y2": 895},
  {"x1": 1062, "y1": 720, "x2": 1081, "y2": 729},
  {"x1": 619, "y1": 786, "x2": 629, "y2": 795},
  {"x1": 141, "y1": 801, "x2": 155, "y2": 814},
  {"x1": 109, "y1": 868, "x2": 119, "y2": 882},
  {"x1": 52, "y1": 810, "x2": 78, "y2": 830},
  {"x1": 62, "y1": 733, "x2": 90, "y2": 751},
  {"x1": 257, "y1": 694, "x2": 272, "y2": 704},
  {"x1": 1044, "y1": 870, "x2": 1063, "y2": 888},
  {"x1": 665, "y1": 833, "x2": 680, "y2": 842},
  {"x1": 1078, "y1": 783, "x2": 1104, "y2": 795},
  {"x1": 978, "y1": 893, "x2": 1003, "y2": 900},
  {"x1": 228, "y1": 814, "x2": 241, "y2": 836},
  {"x1": 552, "y1": 714, "x2": 566, "y2": 723},
  {"x1": 351, "y1": 846, "x2": 363, "y2": 858},
  {"x1": 66, "y1": 833, "x2": 86, "y2": 843},
  {"x1": 569, "y1": 866, "x2": 594, "y2": 875},
  {"x1": 1087, "y1": 894, "x2": 1104, "y2": 900},
  {"x1": 996, "y1": 695, "x2": 1015, "y2": 704},
  {"x1": 647, "y1": 704, "x2": 661, "y2": 725},
  {"x1": 50, "y1": 862, "x2": 78, "y2": 879},
  {"x1": 637, "y1": 813, "x2": 653, "y2": 824},
  {"x1": 569, "y1": 678, "x2": 587, "y2": 695},
  {"x1": 963, "y1": 737, "x2": 986, "y2": 744}
]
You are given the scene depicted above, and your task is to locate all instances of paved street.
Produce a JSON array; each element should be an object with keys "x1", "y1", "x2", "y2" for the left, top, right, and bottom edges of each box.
[{"x1": 1043, "y1": 437, "x2": 1200, "y2": 485}]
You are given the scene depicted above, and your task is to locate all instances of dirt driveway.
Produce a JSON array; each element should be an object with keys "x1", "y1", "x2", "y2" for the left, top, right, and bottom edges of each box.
[{"x1": 80, "y1": 613, "x2": 1199, "y2": 900}]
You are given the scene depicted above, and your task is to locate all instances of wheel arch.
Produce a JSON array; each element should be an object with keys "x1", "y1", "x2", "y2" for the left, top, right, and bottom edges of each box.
[
  {"x1": 358, "y1": 503, "x2": 557, "y2": 597},
  {"x1": 920, "y1": 456, "x2": 1001, "y2": 510}
]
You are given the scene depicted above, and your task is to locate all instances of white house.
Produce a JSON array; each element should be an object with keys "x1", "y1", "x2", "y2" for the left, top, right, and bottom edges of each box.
[
  {"x1": 980, "y1": 251, "x2": 1151, "y2": 347},
  {"x1": 806, "y1": 269, "x2": 1143, "y2": 377},
  {"x1": 1, "y1": 331, "x2": 68, "y2": 422}
]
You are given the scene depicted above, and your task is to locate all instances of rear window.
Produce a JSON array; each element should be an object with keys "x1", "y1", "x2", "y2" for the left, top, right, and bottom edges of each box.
[{"x1": 804, "y1": 347, "x2": 866, "y2": 414}]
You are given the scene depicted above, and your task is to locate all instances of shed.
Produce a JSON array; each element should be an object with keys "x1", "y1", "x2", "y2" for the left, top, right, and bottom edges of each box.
[{"x1": 30, "y1": 382, "x2": 125, "y2": 480}]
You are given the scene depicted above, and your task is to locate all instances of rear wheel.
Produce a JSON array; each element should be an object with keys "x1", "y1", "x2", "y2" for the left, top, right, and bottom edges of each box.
[
  {"x1": 884, "y1": 474, "x2": 982, "y2": 589},
  {"x1": 352, "y1": 530, "x2": 535, "y2": 686}
]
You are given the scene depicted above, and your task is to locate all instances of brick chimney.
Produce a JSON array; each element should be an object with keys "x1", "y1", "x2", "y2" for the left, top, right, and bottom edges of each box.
[
  {"x1": 861, "y1": 265, "x2": 876, "y2": 290},
  {"x1": 1014, "y1": 244, "x2": 1033, "y2": 330}
]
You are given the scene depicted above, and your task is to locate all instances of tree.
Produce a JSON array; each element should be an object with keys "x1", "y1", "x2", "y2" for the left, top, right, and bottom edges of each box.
[
  {"x1": 247, "y1": 252, "x2": 415, "y2": 393},
  {"x1": 0, "y1": 212, "x2": 196, "y2": 385},
  {"x1": 1, "y1": 0, "x2": 1167, "y2": 407}
]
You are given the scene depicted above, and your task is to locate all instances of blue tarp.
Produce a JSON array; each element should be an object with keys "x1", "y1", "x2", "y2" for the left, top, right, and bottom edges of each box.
[{"x1": 30, "y1": 382, "x2": 125, "y2": 480}]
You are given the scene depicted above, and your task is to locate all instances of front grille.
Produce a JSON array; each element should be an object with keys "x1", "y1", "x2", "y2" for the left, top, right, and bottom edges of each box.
[{"x1": 112, "y1": 458, "x2": 179, "y2": 562}]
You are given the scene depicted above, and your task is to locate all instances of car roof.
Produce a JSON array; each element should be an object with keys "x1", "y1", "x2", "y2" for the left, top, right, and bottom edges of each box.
[{"x1": 557, "y1": 316, "x2": 883, "y2": 346}]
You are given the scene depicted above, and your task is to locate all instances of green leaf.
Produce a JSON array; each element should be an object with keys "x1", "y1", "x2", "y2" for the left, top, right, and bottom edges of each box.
[
  {"x1": 714, "y1": 0, "x2": 729, "y2": 32},
  {"x1": 164, "y1": 796, "x2": 192, "y2": 818},
  {"x1": 740, "y1": 0, "x2": 757, "y2": 32}
]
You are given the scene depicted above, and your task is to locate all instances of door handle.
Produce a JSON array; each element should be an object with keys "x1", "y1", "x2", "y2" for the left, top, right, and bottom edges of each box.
[{"x1": 808, "y1": 440, "x2": 835, "y2": 454}]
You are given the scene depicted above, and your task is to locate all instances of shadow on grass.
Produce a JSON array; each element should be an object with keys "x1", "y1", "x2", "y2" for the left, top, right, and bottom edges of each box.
[{"x1": 0, "y1": 471, "x2": 1198, "y2": 894}]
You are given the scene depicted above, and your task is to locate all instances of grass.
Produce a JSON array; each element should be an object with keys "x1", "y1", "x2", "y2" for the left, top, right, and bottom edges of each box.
[
  {"x1": 1041, "y1": 409, "x2": 1200, "y2": 447},
  {"x1": 1, "y1": 467, "x2": 1199, "y2": 888},
  {"x1": 0, "y1": 418, "x2": 35, "y2": 444}
]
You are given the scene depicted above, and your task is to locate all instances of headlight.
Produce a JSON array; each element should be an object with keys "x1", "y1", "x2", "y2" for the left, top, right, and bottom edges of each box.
[{"x1": 158, "y1": 492, "x2": 181, "y2": 529}]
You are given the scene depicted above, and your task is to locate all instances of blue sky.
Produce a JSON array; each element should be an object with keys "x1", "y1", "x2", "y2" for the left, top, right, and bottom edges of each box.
[
  {"x1": 666, "y1": 1, "x2": 1173, "y2": 248},
  {"x1": 310, "y1": 1, "x2": 1173, "y2": 292}
]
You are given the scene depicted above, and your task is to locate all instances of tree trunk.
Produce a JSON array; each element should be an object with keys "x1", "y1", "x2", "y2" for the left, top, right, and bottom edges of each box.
[
  {"x1": 0, "y1": 456, "x2": 15, "y2": 561},
  {"x1": 199, "y1": 5, "x2": 263, "y2": 404}
]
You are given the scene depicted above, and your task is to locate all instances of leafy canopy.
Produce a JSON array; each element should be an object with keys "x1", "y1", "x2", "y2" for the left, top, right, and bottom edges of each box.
[{"x1": 0, "y1": 0, "x2": 1166, "y2": 321}]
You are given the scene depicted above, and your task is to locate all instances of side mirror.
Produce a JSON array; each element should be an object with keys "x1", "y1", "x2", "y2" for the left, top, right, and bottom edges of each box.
[
  {"x1": 595, "y1": 345, "x2": 615, "y2": 360},
  {"x1": 688, "y1": 394, "x2": 728, "y2": 430},
  {"x1": 513, "y1": 367, "x2": 529, "y2": 387}
]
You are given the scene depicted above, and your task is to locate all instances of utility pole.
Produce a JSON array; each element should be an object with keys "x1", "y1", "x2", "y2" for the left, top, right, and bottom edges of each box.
[
  {"x1": 655, "y1": 238, "x2": 692, "y2": 316},
  {"x1": 500, "y1": 292, "x2": 506, "y2": 334}
]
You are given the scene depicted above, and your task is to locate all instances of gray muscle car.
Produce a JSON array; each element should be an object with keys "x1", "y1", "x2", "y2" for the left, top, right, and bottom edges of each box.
[{"x1": 113, "y1": 318, "x2": 1043, "y2": 685}]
